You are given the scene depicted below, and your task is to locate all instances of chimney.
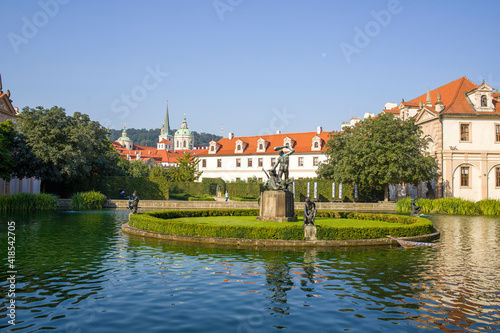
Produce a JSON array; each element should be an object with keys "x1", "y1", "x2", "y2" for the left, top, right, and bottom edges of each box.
[
  {"x1": 228, "y1": 132, "x2": 234, "y2": 140},
  {"x1": 276, "y1": 130, "x2": 281, "y2": 134},
  {"x1": 316, "y1": 126, "x2": 322, "y2": 135}
]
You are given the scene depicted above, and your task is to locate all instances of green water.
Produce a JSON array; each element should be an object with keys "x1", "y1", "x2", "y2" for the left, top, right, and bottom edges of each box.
[{"x1": 0, "y1": 211, "x2": 499, "y2": 332}]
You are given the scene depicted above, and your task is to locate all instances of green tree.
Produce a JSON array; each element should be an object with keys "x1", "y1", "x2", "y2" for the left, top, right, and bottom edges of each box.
[
  {"x1": 167, "y1": 152, "x2": 202, "y2": 182},
  {"x1": 15, "y1": 106, "x2": 123, "y2": 184},
  {"x1": 128, "y1": 160, "x2": 151, "y2": 177},
  {"x1": 0, "y1": 119, "x2": 16, "y2": 181},
  {"x1": 318, "y1": 113, "x2": 438, "y2": 200}
]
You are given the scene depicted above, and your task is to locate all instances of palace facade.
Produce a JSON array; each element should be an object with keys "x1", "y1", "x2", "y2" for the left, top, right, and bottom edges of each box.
[
  {"x1": 194, "y1": 127, "x2": 330, "y2": 182},
  {"x1": 383, "y1": 76, "x2": 500, "y2": 201}
]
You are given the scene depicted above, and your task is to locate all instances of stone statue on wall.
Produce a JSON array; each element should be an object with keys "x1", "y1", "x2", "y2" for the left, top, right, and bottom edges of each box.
[{"x1": 128, "y1": 190, "x2": 139, "y2": 214}]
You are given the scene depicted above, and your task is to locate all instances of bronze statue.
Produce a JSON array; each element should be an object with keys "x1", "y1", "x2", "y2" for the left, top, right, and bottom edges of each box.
[
  {"x1": 128, "y1": 190, "x2": 139, "y2": 214},
  {"x1": 410, "y1": 198, "x2": 421, "y2": 217},
  {"x1": 303, "y1": 198, "x2": 316, "y2": 226},
  {"x1": 262, "y1": 144, "x2": 295, "y2": 190},
  {"x1": 273, "y1": 144, "x2": 295, "y2": 185}
]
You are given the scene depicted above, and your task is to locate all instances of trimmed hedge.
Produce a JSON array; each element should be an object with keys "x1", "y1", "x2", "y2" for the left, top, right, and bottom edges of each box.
[
  {"x1": 129, "y1": 209, "x2": 433, "y2": 240},
  {"x1": 396, "y1": 197, "x2": 500, "y2": 216},
  {"x1": 0, "y1": 193, "x2": 58, "y2": 212}
]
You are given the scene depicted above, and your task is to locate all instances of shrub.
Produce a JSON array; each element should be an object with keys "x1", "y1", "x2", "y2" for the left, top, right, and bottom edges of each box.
[
  {"x1": 396, "y1": 197, "x2": 495, "y2": 215},
  {"x1": 71, "y1": 191, "x2": 107, "y2": 210},
  {"x1": 230, "y1": 195, "x2": 259, "y2": 201},
  {"x1": 477, "y1": 199, "x2": 500, "y2": 216},
  {"x1": 0, "y1": 193, "x2": 58, "y2": 212}
]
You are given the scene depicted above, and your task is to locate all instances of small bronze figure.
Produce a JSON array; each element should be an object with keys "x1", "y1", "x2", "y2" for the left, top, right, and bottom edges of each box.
[
  {"x1": 410, "y1": 198, "x2": 421, "y2": 217},
  {"x1": 128, "y1": 190, "x2": 139, "y2": 214},
  {"x1": 303, "y1": 198, "x2": 316, "y2": 226}
]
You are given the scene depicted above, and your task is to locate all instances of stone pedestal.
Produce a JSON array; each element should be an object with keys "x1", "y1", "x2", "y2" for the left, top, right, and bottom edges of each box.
[
  {"x1": 257, "y1": 190, "x2": 297, "y2": 222},
  {"x1": 304, "y1": 225, "x2": 317, "y2": 241}
]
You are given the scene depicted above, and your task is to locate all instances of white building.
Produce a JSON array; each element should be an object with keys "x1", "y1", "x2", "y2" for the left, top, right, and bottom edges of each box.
[
  {"x1": 195, "y1": 127, "x2": 331, "y2": 182},
  {"x1": 384, "y1": 76, "x2": 500, "y2": 201}
]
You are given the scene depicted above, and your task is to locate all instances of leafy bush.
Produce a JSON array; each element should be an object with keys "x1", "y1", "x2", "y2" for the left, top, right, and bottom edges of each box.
[
  {"x1": 477, "y1": 199, "x2": 500, "y2": 216},
  {"x1": 0, "y1": 193, "x2": 58, "y2": 212},
  {"x1": 129, "y1": 209, "x2": 433, "y2": 240},
  {"x1": 396, "y1": 197, "x2": 499, "y2": 215},
  {"x1": 71, "y1": 191, "x2": 107, "y2": 210}
]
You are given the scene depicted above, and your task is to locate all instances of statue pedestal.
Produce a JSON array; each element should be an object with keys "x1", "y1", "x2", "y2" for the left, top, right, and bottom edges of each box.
[
  {"x1": 304, "y1": 225, "x2": 317, "y2": 241},
  {"x1": 257, "y1": 190, "x2": 297, "y2": 222}
]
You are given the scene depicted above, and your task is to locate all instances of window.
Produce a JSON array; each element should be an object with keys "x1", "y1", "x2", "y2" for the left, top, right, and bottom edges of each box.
[
  {"x1": 259, "y1": 143, "x2": 263, "y2": 150},
  {"x1": 176, "y1": 141, "x2": 179, "y2": 148},
  {"x1": 313, "y1": 157, "x2": 319, "y2": 166},
  {"x1": 481, "y1": 95, "x2": 487, "y2": 107},
  {"x1": 258, "y1": 177, "x2": 263, "y2": 182},
  {"x1": 258, "y1": 158, "x2": 263, "y2": 167},
  {"x1": 237, "y1": 144, "x2": 241, "y2": 151},
  {"x1": 202, "y1": 159, "x2": 206, "y2": 168},
  {"x1": 314, "y1": 141, "x2": 319, "y2": 148},
  {"x1": 271, "y1": 158, "x2": 276, "y2": 166},
  {"x1": 496, "y1": 167, "x2": 500, "y2": 187},
  {"x1": 236, "y1": 158, "x2": 241, "y2": 167},
  {"x1": 247, "y1": 158, "x2": 253, "y2": 167},
  {"x1": 183, "y1": 140, "x2": 186, "y2": 148},
  {"x1": 496, "y1": 124, "x2": 500, "y2": 142},
  {"x1": 460, "y1": 123, "x2": 470, "y2": 141},
  {"x1": 217, "y1": 159, "x2": 222, "y2": 168},
  {"x1": 236, "y1": 177, "x2": 240, "y2": 181},
  {"x1": 460, "y1": 167, "x2": 469, "y2": 187},
  {"x1": 210, "y1": 145, "x2": 214, "y2": 152},
  {"x1": 298, "y1": 157, "x2": 304, "y2": 167}
]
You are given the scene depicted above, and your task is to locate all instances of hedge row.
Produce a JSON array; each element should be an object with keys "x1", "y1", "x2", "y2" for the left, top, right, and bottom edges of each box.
[
  {"x1": 396, "y1": 197, "x2": 500, "y2": 216},
  {"x1": 71, "y1": 191, "x2": 107, "y2": 210},
  {"x1": 129, "y1": 209, "x2": 433, "y2": 240}
]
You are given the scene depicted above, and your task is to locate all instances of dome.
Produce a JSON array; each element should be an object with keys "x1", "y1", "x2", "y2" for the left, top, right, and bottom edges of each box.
[{"x1": 175, "y1": 114, "x2": 193, "y2": 136}]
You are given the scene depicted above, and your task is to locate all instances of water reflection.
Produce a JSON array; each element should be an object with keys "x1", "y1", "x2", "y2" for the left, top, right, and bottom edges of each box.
[{"x1": 0, "y1": 211, "x2": 498, "y2": 332}]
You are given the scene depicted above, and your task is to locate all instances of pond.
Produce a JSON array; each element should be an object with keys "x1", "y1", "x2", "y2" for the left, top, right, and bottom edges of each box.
[{"x1": 0, "y1": 210, "x2": 499, "y2": 332}]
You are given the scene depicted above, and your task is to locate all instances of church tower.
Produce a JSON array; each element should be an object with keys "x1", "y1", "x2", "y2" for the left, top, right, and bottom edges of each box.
[
  {"x1": 157, "y1": 100, "x2": 174, "y2": 151},
  {"x1": 174, "y1": 114, "x2": 194, "y2": 150},
  {"x1": 117, "y1": 123, "x2": 133, "y2": 149}
]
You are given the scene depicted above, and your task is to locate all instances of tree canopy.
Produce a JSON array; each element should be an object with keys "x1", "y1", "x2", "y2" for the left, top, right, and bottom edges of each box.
[
  {"x1": 166, "y1": 152, "x2": 202, "y2": 182},
  {"x1": 317, "y1": 113, "x2": 438, "y2": 199},
  {"x1": 15, "y1": 106, "x2": 123, "y2": 183},
  {"x1": 0, "y1": 119, "x2": 16, "y2": 181}
]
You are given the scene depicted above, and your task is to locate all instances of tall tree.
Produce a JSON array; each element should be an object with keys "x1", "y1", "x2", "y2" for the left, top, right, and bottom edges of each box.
[
  {"x1": 167, "y1": 152, "x2": 202, "y2": 182},
  {"x1": 318, "y1": 113, "x2": 438, "y2": 200},
  {"x1": 15, "y1": 106, "x2": 122, "y2": 184},
  {"x1": 0, "y1": 119, "x2": 16, "y2": 181}
]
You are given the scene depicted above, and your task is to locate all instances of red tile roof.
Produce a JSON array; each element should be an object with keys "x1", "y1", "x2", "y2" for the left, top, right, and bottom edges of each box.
[
  {"x1": 384, "y1": 77, "x2": 500, "y2": 117},
  {"x1": 112, "y1": 141, "x2": 189, "y2": 164},
  {"x1": 196, "y1": 130, "x2": 332, "y2": 156}
]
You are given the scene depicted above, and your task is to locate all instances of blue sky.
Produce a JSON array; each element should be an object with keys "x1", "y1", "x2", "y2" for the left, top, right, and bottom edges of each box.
[{"x1": 1, "y1": 0, "x2": 499, "y2": 137}]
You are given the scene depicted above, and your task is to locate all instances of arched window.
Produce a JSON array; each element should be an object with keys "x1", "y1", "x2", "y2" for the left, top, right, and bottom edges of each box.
[
  {"x1": 314, "y1": 141, "x2": 319, "y2": 148},
  {"x1": 210, "y1": 145, "x2": 214, "y2": 151},
  {"x1": 259, "y1": 143, "x2": 263, "y2": 150},
  {"x1": 176, "y1": 141, "x2": 179, "y2": 148},
  {"x1": 481, "y1": 95, "x2": 487, "y2": 107},
  {"x1": 183, "y1": 140, "x2": 186, "y2": 148},
  {"x1": 237, "y1": 144, "x2": 241, "y2": 151}
]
